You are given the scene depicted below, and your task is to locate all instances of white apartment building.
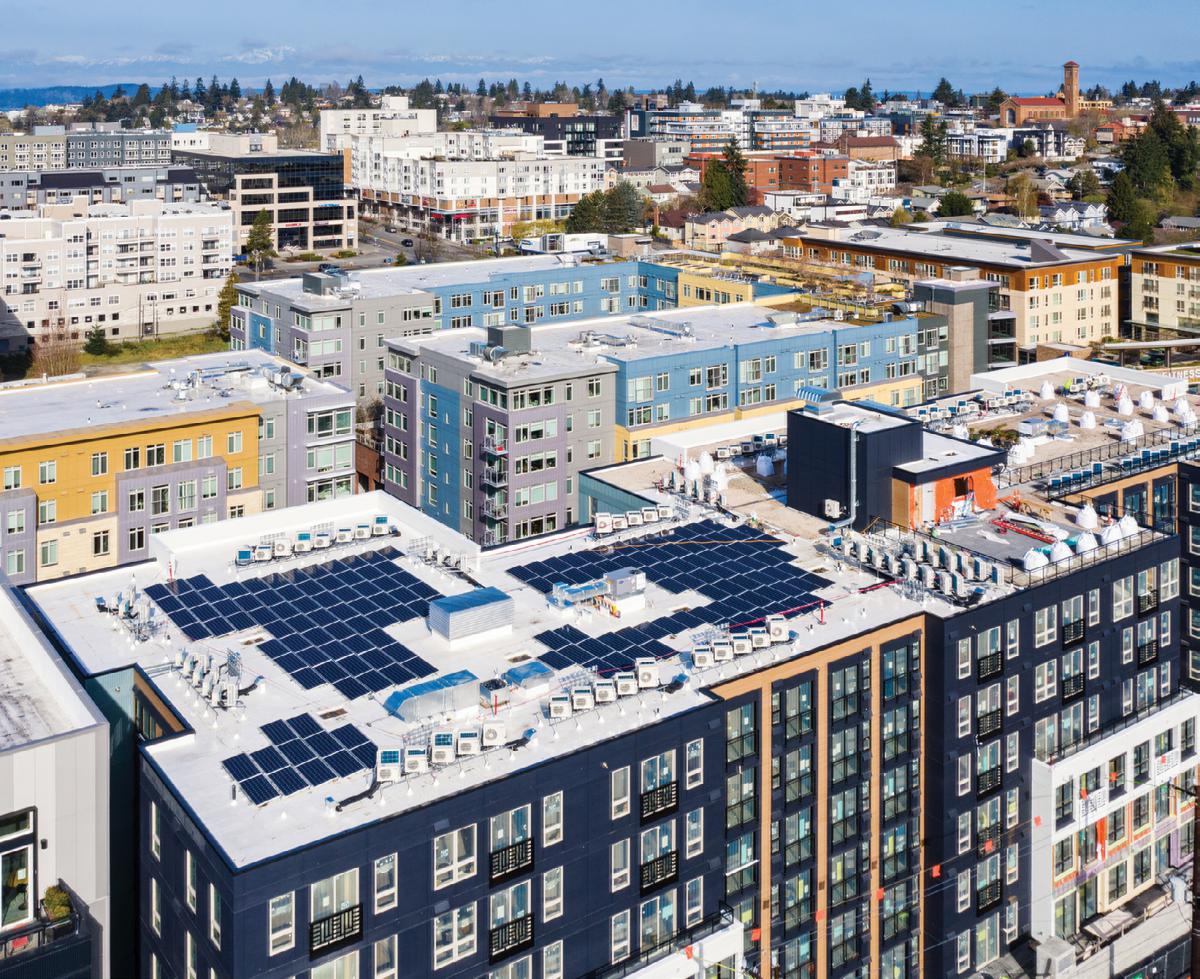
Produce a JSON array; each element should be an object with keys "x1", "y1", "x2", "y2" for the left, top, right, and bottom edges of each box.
[
  {"x1": 829, "y1": 158, "x2": 898, "y2": 201},
  {"x1": 350, "y1": 131, "x2": 606, "y2": 240},
  {"x1": 792, "y1": 93, "x2": 847, "y2": 119},
  {"x1": 318, "y1": 95, "x2": 438, "y2": 153},
  {"x1": 947, "y1": 128, "x2": 1014, "y2": 165},
  {"x1": 0, "y1": 199, "x2": 234, "y2": 345}
]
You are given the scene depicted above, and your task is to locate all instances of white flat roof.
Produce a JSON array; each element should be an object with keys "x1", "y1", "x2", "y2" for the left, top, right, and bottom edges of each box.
[{"x1": 26, "y1": 489, "x2": 944, "y2": 867}]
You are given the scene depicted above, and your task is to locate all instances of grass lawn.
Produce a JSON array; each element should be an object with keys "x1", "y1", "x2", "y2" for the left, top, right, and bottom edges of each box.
[{"x1": 80, "y1": 332, "x2": 228, "y2": 368}]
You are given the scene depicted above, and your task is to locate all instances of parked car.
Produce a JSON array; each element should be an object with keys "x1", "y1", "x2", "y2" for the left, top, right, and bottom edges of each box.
[
  {"x1": 385, "y1": 226, "x2": 399, "y2": 234},
  {"x1": 318, "y1": 263, "x2": 342, "y2": 275},
  {"x1": 401, "y1": 238, "x2": 415, "y2": 247}
]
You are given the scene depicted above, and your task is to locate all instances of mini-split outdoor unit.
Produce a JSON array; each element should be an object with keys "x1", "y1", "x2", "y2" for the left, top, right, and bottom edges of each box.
[
  {"x1": 692, "y1": 646, "x2": 714, "y2": 668},
  {"x1": 404, "y1": 747, "x2": 429, "y2": 774},
  {"x1": 376, "y1": 748, "x2": 402, "y2": 782},
  {"x1": 431, "y1": 731, "x2": 456, "y2": 764},
  {"x1": 571, "y1": 687, "x2": 595, "y2": 712},
  {"x1": 636, "y1": 658, "x2": 659, "y2": 689},
  {"x1": 594, "y1": 679, "x2": 617, "y2": 703},
  {"x1": 481, "y1": 720, "x2": 507, "y2": 747},
  {"x1": 549, "y1": 694, "x2": 573, "y2": 719},
  {"x1": 615, "y1": 671, "x2": 639, "y2": 696}
]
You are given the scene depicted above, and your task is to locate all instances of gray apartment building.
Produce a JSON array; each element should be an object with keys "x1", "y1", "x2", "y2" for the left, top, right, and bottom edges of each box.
[
  {"x1": 64, "y1": 124, "x2": 172, "y2": 168},
  {"x1": 0, "y1": 166, "x2": 203, "y2": 210}
]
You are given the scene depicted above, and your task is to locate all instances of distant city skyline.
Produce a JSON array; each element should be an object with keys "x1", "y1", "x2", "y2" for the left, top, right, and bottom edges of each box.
[{"x1": 2, "y1": 0, "x2": 1199, "y2": 93}]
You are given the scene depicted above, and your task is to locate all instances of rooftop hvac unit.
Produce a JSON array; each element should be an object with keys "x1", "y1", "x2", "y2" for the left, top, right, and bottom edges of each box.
[
  {"x1": 972, "y1": 556, "x2": 991, "y2": 581},
  {"x1": 919, "y1": 565, "x2": 936, "y2": 588},
  {"x1": 354, "y1": 523, "x2": 371, "y2": 540},
  {"x1": 482, "y1": 720, "x2": 507, "y2": 747},
  {"x1": 201, "y1": 673, "x2": 215, "y2": 700},
  {"x1": 882, "y1": 553, "x2": 898, "y2": 575},
  {"x1": 824, "y1": 498, "x2": 844, "y2": 519},
  {"x1": 294, "y1": 532, "x2": 313, "y2": 553},
  {"x1": 191, "y1": 659, "x2": 205, "y2": 686},
  {"x1": 713, "y1": 642, "x2": 734, "y2": 662},
  {"x1": 692, "y1": 646, "x2": 714, "y2": 668},
  {"x1": 641, "y1": 506, "x2": 660, "y2": 524},
  {"x1": 749, "y1": 627, "x2": 770, "y2": 649},
  {"x1": 938, "y1": 571, "x2": 953, "y2": 595},
  {"x1": 765, "y1": 615, "x2": 788, "y2": 643},
  {"x1": 336, "y1": 527, "x2": 353, "y2": 544},
  {"x1": 431, "y1": 731, "x2": 456, "y2": 764},
  {"x1": 208, "y1": 681, "x2": 221, "y2": 707},
  {"x1": 403, "y1": 747, "x2": 429, "y2": 774},
  {"x1": 901, "y1": 557, "x2": 918, "y2": 580},
  {"x1": 222, "y1": 680, "x2": 236, "y2": 707},
  {"x1": 872, "y1": 548, "x2": 886, "y2": 570},
  {"x1": 615, "y1": 671, "x2": 639, "y2": 696},
  {"x1": 841, "y1": 536, "x2": 855, "y2": 558},
  {"x1": 594, "y1": 679, "x2": 617, "y2": 703},
  {"x1": 273, "y1": 538, "x2": 292, "y2": 559},
  {"x1": 731, "y1": 633, "x2": 753, "y2": 656},
  {"x1": 938, "y1": 546, "x2": 954, "y2": 570},
  {"x1": 855, "y1": 540, "x2": 870, "y2": 562},
  {"x1": 594, "y1": 512, "x2": 614, "y2": 535},
  {"x1": 626, "y1": 510, "x2": 644, "y2": 527},
  {"x1": 611, "y1": 514, "x2": 629, "y2": 531},
  {"x1": 926, "y1": 545, "x2": 940, "y2": 568},
  {"x1": 549, "y1": 694, "x2": 573, "y2": 719},
  {"x1": 571, "y1": 687, "x2": 596, "y2": 711},
  {"x1": 636, "y1": 658, "x2": 660, "y2": 688},
  {"x1": 174, "y1": 648, "x2": 186, "y2": 669},
  {"x1": 373, "y1": 515, "x2": 391, "y2": 536},
  {"x1": 656, "y1": 503, "x2": 673, "y2": 520},
  {"x1": 253, "y1": 544, "x2": 273, "y2": 562},
  {"x1": 456, "y1": 730, "x2": 481, "y2": 756},
  {"x1": 376, "y1": 748, "x2": 402, "y2": 782},
  {"x1": 313, "y1": 531, "x2": 332, "y2": 549}
]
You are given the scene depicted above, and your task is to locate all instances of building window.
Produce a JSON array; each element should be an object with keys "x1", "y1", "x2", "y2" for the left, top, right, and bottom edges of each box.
[
  {"x1": 150, "y1": 877, "x2": 161, "y2": 935},
  {"x1": 685, "y1": 739, "x2": 703, "y2": 788},
  {"x1": 149, "y1": 801, "x2": 160, "y2": 859},
  {"x1": 91, "y1": 451, "x2": 108, "y2": 476},
  {"x1": 268, "y1": 892, "x2": 294, "y2": 955},
  {"x1": 374, "y1": 853, "x2": 397, "y2": 912},
  {"x1": 38, "y1": 460, "x2": 56, "y2": 485},
  {"x1": 93, "y1": 530, "x2": 110, "y2": 557},
  {"x1": 38, "y1": 539, "x2": 57, "y2": 567},
  {"x1": 227, "y1": 431, "x2": 243, "y2": 454},
  {"x1": 611, "y1": 838, "x2": 630, "y2": 891},
  {"x1": 185, "y1": 931, "x2": 197, "y2": 979},
  {"x1": 611, "y1": 766, "x2": 630, "y2": 819},
  {"x1": 208, "y1": 883, "x2": 221, "y2": 948},
  {"x1": 543, "y1": 792, "x2": 563, "y2": 847},
  {"x1": 611, "y1": 909, "x2": 631, "y2": 963},
  {"x1": 185, "y1": 850, "x2": 197, "y2": 912},
  {"x1": 543, "y1": 866, "x2": 563, "y2": 921},
  {"x1": 433, "y1": 825, "x2": 476, "y2": 889},
  {"x1": 374, "y1": 935, "x2": 397, "y2": 979},
  {"x1": 543, "y1": 940, "x2": 564, "y2": 979},
  {"x1": 310, "y1": 868, "x2": 358, "y2": 931}
]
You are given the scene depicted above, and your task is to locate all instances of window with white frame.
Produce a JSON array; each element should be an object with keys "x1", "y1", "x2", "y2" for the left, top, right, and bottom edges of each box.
[
  {"x1": 686, "y1": 739, "x2": 703, "y2": 788},
  {"x1": 957, "y1": 755, "x2": 971, "y2": 795},
  {"x1": 150, "y1": 876, "x2": 161, "y2": 935},
  {"x1": 433, "y1": 902, "x2": 477, "y2": 969},
  {"x1": 685, "y1": 807, "x2": 703, "y2": 858},
  {"x1": 374, "y1": 935, "x2": 397, "y2": 979},
  {"x1": 1113, "y1": 576, "x2": 1133, "y2": 620},
  {"x1": 957, "y1": 696, "x2": 971, "y2": 738},
  {"x1": 543, "y1": 941, "x2": 564, "y2": 979},
  {"x1": 185, "y1": 850, "x2": 197, "y2": 912},
  {"x1": 434, "y1": 825, "x2": 476, "y2": 889},
  {"x1": 543, "y1": 866, "x2": 563, "y2": 921},
  {"x1": 1034, "y1": 605, "x2": 1058, "y2": 647},
  {"x1": 149, "y1": 801, "x2": 160, "y2": 860},
  {"x1": 208, "y1": 883, "x2": 221, "y2": 948},
  {"x1": 611, "y1": 766, "x2": 631, "y2": 819},
  {"x1": 311, "y1": 868, "x2": 358, "y2": 927},
  {"x1": 375, "y1": 853, "x2": 397, "y2": 912},
  {"x1": 611, "y1": 909, "x2": 631, "y2": 963},
  {"x1": 1035, "y1": 660, "x2": 1057, "y2": 702},
  {"x1": 1006, "y1": 675, "x2": 1019, "y2": 716},
  {"x1": 185, "y1": 931, "x2": 197, "y2": 979},
  {"x1": 490, "y1": 879, "x2": 531, "y2": 931},
  {"x1": 685, "y1": 876, "x2": 703, "y2": 927},
  {"x1": 611, "y1": 838, "x2": 630, "y2": 890},
  {"x1": 543, "y1": 792, "x2": 563, "y2": 847},
  {"x1": 268, "y1": 892, "x2": 294, "y2": 954}
]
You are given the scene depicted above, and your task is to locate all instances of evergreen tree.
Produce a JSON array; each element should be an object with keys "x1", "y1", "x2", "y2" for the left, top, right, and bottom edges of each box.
[
  {"x1": 937, "y1": 190, "x2": 974, "y2": 217},
  {"x1": 858, "y1": 78, "x2": 875, "y2": 112},
  {"x1": 721, "y1": 141, "x2": 749, "y2": 207},
  {"x1": 245, "y1": 210, "x2": 275, "y2": 275},
  {"x1": 476, "y1": 78, "x2": 486, "y2": 97},
  {"x1": 699, "y1": 161, "x2": 734, "y2": 212},
  {"x1": 564, "y1": 191, "x2": 607, "y2": 233},
  {"x1": 131, "y1": 83, "x2": 151, "y2": 108},
  {"x1": 83, "y1": 326, "x2": 110, "y2": 357},
  {"x1": 604, "y1": 183, "x2": 644, "y2": 233},
  {"x1": 1106, "y1": 171, "x2": 1140, "y2": 225},
  {"x1": 932, "y1": 77, "x2": 958, "y2": 106},
  {"x1": 1069, "y1": 169, "x2": 1102, "y2": 200},
  {"x1": 263, "y1": 79, "x2": 275, "y2": 106},
  {"x1": 214, "y1": 270, "x2": 240, "y2": 341},
  {"x1": 228, "y1": 78, "x2": 241, "y2": 101},
  {"x1": 180, "y1": 79, "x2": 192, "y2": 102},
  {"x1": 522, "y1": 81, "x2": 533, "y2": 100}
]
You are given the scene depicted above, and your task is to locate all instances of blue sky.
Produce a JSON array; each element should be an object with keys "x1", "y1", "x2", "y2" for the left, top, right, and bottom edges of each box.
[{"x1": 2, "y1": 0, "x2": 1198, "y2": 93}]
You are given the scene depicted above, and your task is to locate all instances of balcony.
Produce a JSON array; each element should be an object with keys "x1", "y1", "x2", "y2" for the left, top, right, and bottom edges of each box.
[
  {"x1": 309, "y1": 904, "x2": 362, "y2": 957},
  {"x1": 0, "y1": 881, "x2": 91, "y2": 979},
  {"x1": 977, "y1": 708, "x2": 1002, "y2": 740},
  {"x1": 976, "y1": 652, "x2": 1002, "y2": 682},
  {"x1": 640, "y1": 851, "x2": 679, "y2": 894},
  {"x1": 1138, "y1": 640, "x2": 1158, "y2": 666},
  {"x1": 1137, "y1": 590, "x2": 1158, "y2": 615},
  {"x1": 482, "y1": 499, "x2": 508, "y2": 521},
  {"x1": 489, "y1": 914, "x2": 533, "y2": 962},
  {"x1": 481, "y1": 466, "x2": 508, "y2": 488},
  {"x1": 482, "y1": 435, "x2": 508, "y2": 456},
  {"x1": 1062, "y1": 672, "x2": 1086, "y2": 703},
  {"x1": 640, "y1": 781, "x2": 678, "y2": 823},
  {"x1": 977, "y1": 823, "x2": 1001, "y2": 858},
  {"x1": 1062, "y1": 619, "x2": 1085, "y2": 646},
  {"x1": 977, "y1": 766, "x2": 1002, "y2": 798},
  {"x1": 489, "y1": 837, "x2": 533, "y2": 884},
  {"x1": 976, "y1": 879, "x2": 1002, "y2": 913}
]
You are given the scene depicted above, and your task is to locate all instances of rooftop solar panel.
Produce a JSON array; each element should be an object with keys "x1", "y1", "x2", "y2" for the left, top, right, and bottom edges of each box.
[
  {"x1": 327, "y1": 751, "x2": 365, "y2": 779},
  {"x1": 221, "y1": 754, "x2": 258, "y2": 781},
  {"x1": 268, "y1": 768, "x2": 307, "y2": 796},
  {"x1": 239, "y1": 775, "x2": 279, "y2": 806}
]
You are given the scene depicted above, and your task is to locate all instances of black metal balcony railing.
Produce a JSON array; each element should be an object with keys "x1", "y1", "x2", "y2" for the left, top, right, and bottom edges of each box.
[
  {"x1": 976, "y1": 879, "x2": 1002, "y2": 913},
  {"x1": 977, "y1": 766, "x2": 1003, "y2": 798},
  {"x1": 1062, "y1": 672, "x2": 1086, "y2": 703},
  {"x1": 640, "y1": 850, "x2": 679, "y2": 894},
  {"x1": 309, "y1": 904, "x2": 362, "y2": 957},
  {"x1": 1138, "y1": 590, "x2": 1158, "y2": 615},
  {"x1": 976, "y1": 709, "x2": 1002, "y2": 740},
  {"x1": 489, "y1": 914, "x2": 534, "y2": 962},
  {"x1": 976, "y1": 652, "x2": 1002, "y2": 682},
  {"x1": 977, "y1": 823, "x2": 1001, "y2": 858},
  {"x1": 640, "y1": 781, "x2": 678, "y2": 823},
  {"x1": 1138, "y1": 640, "x2": 1159, "y2": 666},
  {"x1": 489, "y1": 837, "x2": 534, "y2": 884},
  {"x1": 1062, "y1": 619, "x2": 1085, "y2": 646},
  {"x1": 0, "y1": 880, "x2": 88, "y2": 970}
]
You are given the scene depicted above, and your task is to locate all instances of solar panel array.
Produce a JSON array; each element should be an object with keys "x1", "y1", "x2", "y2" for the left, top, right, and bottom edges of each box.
[
  {"x1": 221, "y1": 713, "x2": 377, "y2": 806},
  {"x1": 511, "y1": 520, "x2": 830, "y2": 674},
  {"x1": 145, "y1": 547, "x2": 439, "y2": 700}
]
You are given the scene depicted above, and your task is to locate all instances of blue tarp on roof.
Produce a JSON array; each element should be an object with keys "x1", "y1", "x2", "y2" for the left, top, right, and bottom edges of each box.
[{"x1": 383, "y1": 670, "x2": 477, "y2": 717}]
